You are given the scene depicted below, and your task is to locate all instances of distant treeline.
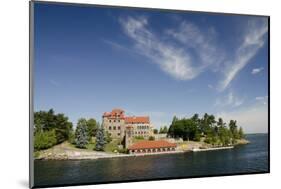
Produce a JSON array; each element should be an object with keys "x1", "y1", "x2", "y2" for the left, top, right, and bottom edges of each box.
[{"x1": 167, "y1": 113, "x2": 245, "y2": 146}]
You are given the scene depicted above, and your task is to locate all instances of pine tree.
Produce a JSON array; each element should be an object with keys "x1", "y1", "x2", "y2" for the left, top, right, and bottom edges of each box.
[
  {"x1": 95, "y1": 123, "x2": 106, "y2": 151},
  {"x1": 238, "y1": 127, "x2": 245, "y2": 139},
  {"x1": 75, "y1": 118, "x2": 89, "y2": 148}
]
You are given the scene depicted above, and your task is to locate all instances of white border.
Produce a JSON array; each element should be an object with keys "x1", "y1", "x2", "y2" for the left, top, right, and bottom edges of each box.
[{"x1": 1, "y1": 0, "x2": 280, "y2": 189}]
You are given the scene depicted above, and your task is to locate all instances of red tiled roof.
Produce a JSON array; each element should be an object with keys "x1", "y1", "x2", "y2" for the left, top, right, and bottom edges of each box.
[
  {"x1": 102, "y1": 109, "x2": 149, "y2": 122},
  {"x1": 103, "y1": 108, "x2": 125, "y2": 118},
  {"x1": 112, "y1": 108, "x2": 124, "y2": 113},
  {"x1": 125, "y1": 116, "x2": 150, "y2": 124},
  {"x1": 128, "y1": 140, "x2": 176, "y2": 150}
]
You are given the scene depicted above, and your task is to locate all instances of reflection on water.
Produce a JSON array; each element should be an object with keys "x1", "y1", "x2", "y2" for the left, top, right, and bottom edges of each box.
[{"x1": 34, "y1": 134, "x2": 268, "y2": 187}]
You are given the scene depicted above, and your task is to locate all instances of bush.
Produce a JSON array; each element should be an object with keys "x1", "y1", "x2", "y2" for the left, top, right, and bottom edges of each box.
[
  {"x1": 33, "y1": 151, "x2": 40, "y2": 158},
  {"x1": 34, "y1": 130, "x2": 57, "y2": 151},
  {"x1": 105, "y1": 131, "x2": 112, "y2": 143},
  {"x1": 68, "y1": 131, "x2": 75, "y2": 144},
  {"x1": 148, "y1": 136, "x2": 155, "y2": 141},
  {"x1": 134, "y1": 136, "x2": 144, "y2": 140},
  {"x1": 117, "y1": 148, "x2": 129, "y2": 154}
]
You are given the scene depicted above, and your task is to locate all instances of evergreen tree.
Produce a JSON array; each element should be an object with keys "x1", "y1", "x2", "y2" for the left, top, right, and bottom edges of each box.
[
  {"x1": 168, "y1": 116, "x2": 178, "y2": 137},
  {"x1": 153, "y1": 129, "x2": 158, "y2": 134},
  {"x1": 217, "y1": 118, "x2": 225, "y2": 128},
  {"x1": 162, "y1": 126, "x2": 168, "y2": 133},
  {"x1": 86, "y1": 118, "x2": 97, "y2": 138},
  {"x1": 229, "y1": 120, "x2": 239, "y2": 139},
  {"x1": 95, "y1": 123, "x2": 106, "y2": 151},
  {"x1": 75, "y1": 118, "x2": 89, "y2": 148},
  {"x1": 238, "y1": 127, "x2": 245, "y2": 139}
]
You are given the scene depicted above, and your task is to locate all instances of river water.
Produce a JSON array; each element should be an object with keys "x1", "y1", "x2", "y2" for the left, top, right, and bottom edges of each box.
[{"x1": 34, "y1": 134, "x2": 269, "y2": 187}]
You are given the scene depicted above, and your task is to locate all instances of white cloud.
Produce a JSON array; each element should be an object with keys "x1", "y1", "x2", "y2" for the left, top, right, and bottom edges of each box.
[
  {"x1": 101, "y1": 38, "x2": 133, "y2": 53},
  {"x1": 215, "y1": 92, "x2": 244, "y2": 108},
  {"x1": 49, "y1": 79, "x2": 60, "y2": 87},
  {"x1": 251, "y1": 67, "x2": 264, "y2": 74},
  {"x1": 255, "y1": 95, "x2": 268, "y2": 105},
  {"x1": 208, "y1": 84, "x2": 213, "y2": 89},
  {"x1": 118, "y1": 16, "x2": 267, "y2": 92},
  {"x1": 119, "y1": 16, "x2": 221, "y2": 81},
  {"x1": 166, "y1": 22, "x2": 224, "y2": 71},
  {"x1": 217, "y1": 103, "x2": 268, "y2": 133},
  {"x1": 218, "y1": 19, "x2": 268, "y2": 91}
]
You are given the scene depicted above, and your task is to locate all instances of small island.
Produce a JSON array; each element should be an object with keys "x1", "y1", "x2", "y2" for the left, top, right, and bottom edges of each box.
[{"x1": 34, "y1": 108, "x2": 249, "y2": 160}]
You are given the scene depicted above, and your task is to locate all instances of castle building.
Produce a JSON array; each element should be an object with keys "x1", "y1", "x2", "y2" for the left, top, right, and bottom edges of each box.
[{"x1": 102, "y1": 108, "x2": 154, "y2": 139}]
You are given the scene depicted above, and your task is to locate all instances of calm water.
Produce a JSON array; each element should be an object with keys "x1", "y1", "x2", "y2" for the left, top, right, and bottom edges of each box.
[{"x1": 34, "y1": 134, "x2": 269, "y2": 187}]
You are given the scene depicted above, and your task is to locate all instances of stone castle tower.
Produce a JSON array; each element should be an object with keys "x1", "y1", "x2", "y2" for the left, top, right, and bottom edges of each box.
[{"x1": 125, "y1": 126, "x2": 133, "y2": 149}]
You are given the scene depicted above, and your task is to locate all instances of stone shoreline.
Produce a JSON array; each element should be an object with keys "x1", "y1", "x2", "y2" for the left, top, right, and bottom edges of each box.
[
  {"x1": 192, "y1": 146, "x2": 234, "y2": 152},
  {"x1": 35, "y1": 139, "x2": 250, "y2": 160}
]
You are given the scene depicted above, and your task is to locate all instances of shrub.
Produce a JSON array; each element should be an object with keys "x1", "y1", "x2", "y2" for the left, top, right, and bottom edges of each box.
[
  {"x1": 117, "y1": 148, "x2": 129, "y2": 154},
  {"x1": 148, "y1": 136, "x2": 155, "y2": 141},
  {"x1": 34, "y1": 130, "x2": 57, "y2": 151},
  {"x1": 134, "y1": 136, "x2": 144, "y2": 140},
  {"x1": 105, "y1": 131, "x2": 112, "y2": 143},
  {"x1": 33, "y1": 151, "x2": 40, "y2": 158},
  {"x1": 68, "y1": 130, "x2": 75, "y2": 144}
]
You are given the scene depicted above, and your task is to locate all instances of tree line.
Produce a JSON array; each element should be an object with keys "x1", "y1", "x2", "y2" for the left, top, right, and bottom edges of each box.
[
  {"x1": 34, "y1": 109, "x2": 245, "y2": 151},
  {"x1": 34, "y1": 109, "x2": 109, "y2": 151},
  {"x1": 167, "y1": 113, "x2": 245, "y2": 146},
  {"x1": 153, "y1": 126, "x2": 168, "y2": 134}
]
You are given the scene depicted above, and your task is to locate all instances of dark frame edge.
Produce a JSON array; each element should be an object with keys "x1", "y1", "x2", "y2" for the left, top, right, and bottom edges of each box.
[
  {"x1": 32, "y1": 0, "x2": 270, "y2": 18},
  {"x1": 268, "y1": 16, "x2": 270, "y2": 173},
  {"x1": 29, "y1": 1, "x2": 35, "y2": 188}
]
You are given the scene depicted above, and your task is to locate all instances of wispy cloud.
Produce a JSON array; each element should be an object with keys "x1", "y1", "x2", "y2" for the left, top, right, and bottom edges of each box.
[
  {"x1": 119, "y1": 16, "x2": 221, "y2": 81},
  {"x1": 118, "y1": 16, "x2": 267, "y2": 92},
  {"x1": 208, "y1": 84, "x2": 214, "y2": 89},
  {"x1": 101, "y1": 38, "x2": 133, "y2": 53},
  {"x1": 166, "y1": 22, "x2": 224, "y2": 71},
  {"x1": 255, "y1": 95, "x2": 268, "y2": 105},
  {"x1": 218, "y1": 19, "x2": 268, "y2": 91},
  {"x1": 251, "y1": 67, "x2": 264, "y2": 74},
  {"x1": 49, "y1": 79, "x2": 60, "y2": 87},
  {"x1": 215, "y1": 92, "x2": 244, "y2": 108}
]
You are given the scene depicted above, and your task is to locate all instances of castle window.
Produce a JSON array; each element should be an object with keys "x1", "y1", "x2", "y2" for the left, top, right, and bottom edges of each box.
[
  {"x1": 118, "y1": 133, "x2": 120, "y2": 136},
  {"x1": 113, "y1": 126, "x2": 116, "y2": 130},
  {"x1": 114, "y1": 120, "x2": 116, "y2": 122},
  {"x1": 109, "y1": 126, "x2": 112, "y2": 130},
  {"x1": 109, "y1": 120, "x2": 111, "y2": 123},
  {"x1": 118, "y1": 126, "x2": 120, "y2": 130},
  {"x1": 118, "y1": 120, "x2": 120, "y2": 122}
]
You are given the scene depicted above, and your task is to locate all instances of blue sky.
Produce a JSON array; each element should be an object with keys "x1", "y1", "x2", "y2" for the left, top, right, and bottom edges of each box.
[{"x1": 34, "y1": 3, "x2": 268, "y2": 133}]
